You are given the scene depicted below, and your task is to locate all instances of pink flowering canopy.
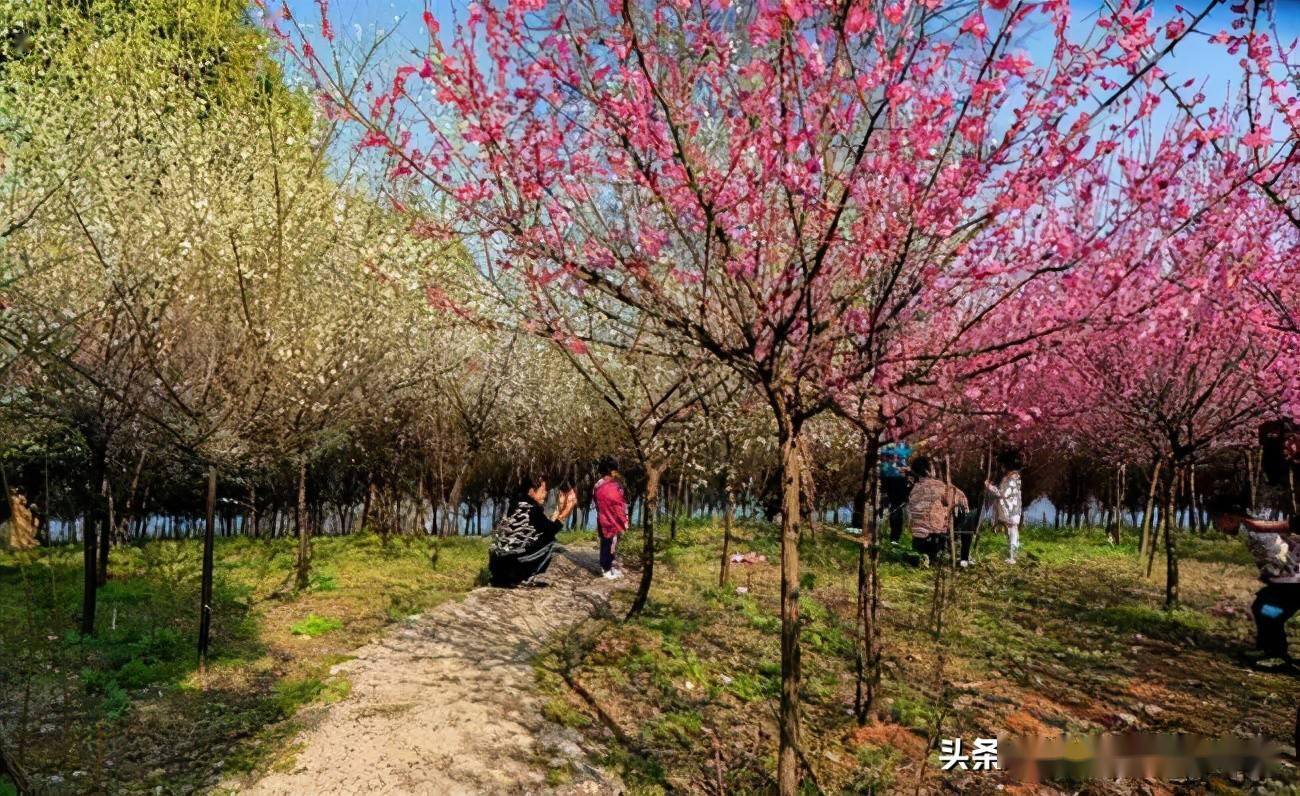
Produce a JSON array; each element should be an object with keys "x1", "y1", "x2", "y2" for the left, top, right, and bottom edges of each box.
[{"x1": 281, "y1": 0, "x2": 1299, "y2": 433}]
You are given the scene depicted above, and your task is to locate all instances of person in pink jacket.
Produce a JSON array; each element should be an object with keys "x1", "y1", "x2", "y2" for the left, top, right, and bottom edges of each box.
[{"x1": 593, "y1": 457, "x2": 629, "y2": 579}]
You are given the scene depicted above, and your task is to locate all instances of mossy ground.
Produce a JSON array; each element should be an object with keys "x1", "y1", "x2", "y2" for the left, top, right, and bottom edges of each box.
[
  {"x1": 0, "y1": 532, "x2": 485, "y2": 793},
  {"x1": 535, "y1": 519, "x2": 1300, "y2": 794},
  {"x1": 3, "y1": 522, "x2": 1298, "y2": 794}
]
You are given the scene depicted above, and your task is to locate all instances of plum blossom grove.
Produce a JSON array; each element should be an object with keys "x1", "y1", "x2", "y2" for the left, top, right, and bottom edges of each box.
[
  {"x1": 1, "y1": 0, "x2": 1299, "y2": 790},
  {"x1": 282, "y1": 0, "x2": 1300, "y2": 789}
]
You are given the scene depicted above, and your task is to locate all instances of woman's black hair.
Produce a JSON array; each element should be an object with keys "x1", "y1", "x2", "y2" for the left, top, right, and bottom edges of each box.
[
  {"x1": 1260, "y1": 420, "x2": 1299, "y2": 487},
  {"x1": 997, "y1": 449, "x2": 1024, "y2": 473},
  {"x1": 519, "y1": 473, "x2": 549, "y2": 494},
  {"x1": 1205, "y1": 492, "x2": 1249, "y2": 516},
  {"x1": 910, "y1": 455, "x2": 932, "y2": 478},
  {"x1": 597, "y1": 456, "x2": 619, "y2": 476}
]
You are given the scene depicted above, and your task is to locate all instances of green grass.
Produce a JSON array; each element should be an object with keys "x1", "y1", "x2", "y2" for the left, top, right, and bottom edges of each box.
[
  {"x1": 0, "y1": 531, "x2": 486, "y2": 792},
  {"x1": 290, "y1": 614, "x2": 343, "y2": 637},
  {"x1": 541, "y1": 519, "x2": 1300, "y2": 793}
]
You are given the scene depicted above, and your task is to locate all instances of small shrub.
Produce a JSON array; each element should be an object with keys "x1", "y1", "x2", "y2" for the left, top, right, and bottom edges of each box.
[
  {"x1": 641, "y1": 710, "x2": 702, "y2": 747},
  {"x1": 290, "y1": 615, "x2": 342, "y2": 638},
  {"x1": 542, "y1": 698, "x2": 591, "y2": 729},
  {"x1": 101, "y1": 679, "x2": 131, "y2": 721},
  {"x1": 309, "y1": 572, "x2": 338, "y2": 592}
]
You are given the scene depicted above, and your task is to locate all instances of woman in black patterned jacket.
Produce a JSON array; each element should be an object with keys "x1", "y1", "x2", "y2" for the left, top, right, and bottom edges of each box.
[{"x1": 488, "y1": 474, "x2": 577, "y2": 588}]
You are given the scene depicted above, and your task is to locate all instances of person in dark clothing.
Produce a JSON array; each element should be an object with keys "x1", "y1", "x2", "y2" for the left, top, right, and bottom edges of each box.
[
  {"x1": 879, "y1": 440, "x2": 912, "y2": 543},
  {"x1": 906, "y1": 456, "x2": 968, "y2": 567},
  {"x1": 489, "y1": 474, "x2": 577, "y2": 588},
  {"x1": 1209, "y1": 421, "x2": 1300, "y2": 670},
  {"x1": 1213, "y1": 507, "x2": 1300, "y2": 668}
]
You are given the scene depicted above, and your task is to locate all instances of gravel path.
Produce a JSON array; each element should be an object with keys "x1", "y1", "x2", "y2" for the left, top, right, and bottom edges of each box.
[{"x1": 240, "y1": 547, "x2": 625, "y2": 795}]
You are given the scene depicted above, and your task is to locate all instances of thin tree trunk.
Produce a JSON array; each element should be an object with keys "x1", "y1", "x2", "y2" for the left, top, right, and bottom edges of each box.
[
  {"x1": 248, "y1": 483, "x2": 258, "y2": 539},
  {"x1": 295, "y1": 458, "x2": 311, "y2": 591},
  {"x1": 81, "y1": 443, "x2": 108, "y2": 636},
  {"x1": 444, "y1": 465, "x2": 467, "y2": 537},
  {"x1": 1109, "y1": 464, "x2": 1125, "y2": 545},
  {"x1": 1164, "y1": 469, "x2": 1180, "y2": 608},
  {"x1": 798, "y1": 435, "x2": 818, "y2": 540},
  {"x1": 123, "y1": 450, "x2": 146, "y2": 543},
  {"x1": 669, "y1": 468, "x2": 684, "y2": 542},
  {"x1": 1246, "y1": 450, "x2": 1257, "y2": 514},
  {"x1": 0, "y1": 729, "x2": 32, "y2": 796},
  {"x1": 360, "y1": 474, "x2": 375, "y2": 532},
  {"x1": 96, "y1": 475, "x2": 112, "y2": 588},
  {"x1": 1189, "y1": 465, "x2": 1202, "y2": 533},
  {"x1": 855, "y1": 430, "x2": 882, "y2": 723},
  {"x1": 1139, "y1": 458, "x2": 1163, "y2": 559},
  {"x1": 719, "y1": 438, "x2": 735, "y2": 587},
  {"x1": 627, "y1": 462, "x2": 663, "y2": 619},
  {"x1": 776, "y1": 418, "x2": 803, "y2": 796},
  {"x1": 198, "y1": 466, "x2": 218, "y2": 672}
]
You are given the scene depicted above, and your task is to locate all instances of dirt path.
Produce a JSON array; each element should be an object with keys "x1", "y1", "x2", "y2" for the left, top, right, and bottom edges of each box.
[{"x1": 240, "y1": 547, "x2": 625, "y2": 795}]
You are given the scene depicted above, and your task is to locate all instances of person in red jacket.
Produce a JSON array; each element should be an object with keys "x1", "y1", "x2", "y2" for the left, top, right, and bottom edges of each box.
[{"x1": 593, "y1": 457, "x2": 629, "y2": 579}]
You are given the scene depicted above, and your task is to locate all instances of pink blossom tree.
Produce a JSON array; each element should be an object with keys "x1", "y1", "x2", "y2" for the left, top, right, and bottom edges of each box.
[{"x1": 287, "y1": 0, "x2": 1289, "y2": 787}]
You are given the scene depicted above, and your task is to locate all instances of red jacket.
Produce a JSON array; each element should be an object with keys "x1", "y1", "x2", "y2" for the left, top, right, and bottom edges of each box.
[{"x1": 593, "y1": 476, "x2": 629, "y2": 539}]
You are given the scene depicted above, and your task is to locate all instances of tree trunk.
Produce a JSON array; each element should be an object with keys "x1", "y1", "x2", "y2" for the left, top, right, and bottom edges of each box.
[
  {"x1": 81, "y1": 443, "x2": 108, "y2": 636},
  {"x1": 1163, "y1": 468, "x2": 1180, "y2": 608},
  {"x1": 719, "y1": 447, "x2": 735, "y2": 588},
  {"x1": 198, "y1": 466, "x2": 218, "y2": 671},
  {"x1": 122, "y1": 450, "x2": 146, "y2": 543},
  {"x1": 295, "y1": 458, "x2": 311, "y2": 591},
  {"x1": 855, "y1": 430, "x2": 881, "y2": 723},
  {"x1": 96, "y1": 475, "x2": 112, "y2": 587},
  {"x1": 776, "y1": 418, "x2": 803, "y2": 796},
  {"x1": 669, "y1": 468, "x2": 684, "y2": 542},
  {"x1": 798, "y1": 435, "x2": 818, "y2": 539},
  {"x1": 444, "y1": 465, "x2": 467, "y2": 537},
  {"x1": 627, "y1": 462, "x2": 664, "y2": 619},
  {"x1": 1109, "y1": 464, "x2": 1125, "y2": 545},
  {"x1": 248, "y1": 483, "x2": 258, "y2": 539},
  {"x1": 360, "y1": 474, "x2": 375, "y2": 532},
  {"x1": 1188, "y1": 465, "x2": 1202, "y2": 533},
  {"x1": 1246, "y1": 449, "x2": 1258, "y2": 514},
  {"x1": 1139, "y1": 458, "x2": 1163, "y2": 559},
  {"x1": 0, "y1": 730, "x2": 32, "y2": 796}
]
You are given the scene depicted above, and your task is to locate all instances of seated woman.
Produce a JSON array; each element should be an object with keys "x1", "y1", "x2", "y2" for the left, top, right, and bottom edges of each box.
[
  {"x1": 489, "y1": 474, "x2": 577, "y2": 588},
  {"x1": 907, "y1": 456, "x2": 968, "y2": 567}
]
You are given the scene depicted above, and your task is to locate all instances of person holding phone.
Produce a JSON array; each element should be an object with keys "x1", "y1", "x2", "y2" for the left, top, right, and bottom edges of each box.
[{"x1": 488, "y1": 473, "x2": 577, "y2": 588}]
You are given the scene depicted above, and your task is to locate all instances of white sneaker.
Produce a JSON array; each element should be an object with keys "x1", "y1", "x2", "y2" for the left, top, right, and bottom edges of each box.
[
  {"x1": 610, "y1": 568, "x2": 625, "y2": 580},
  {"x1": 602, "y1": 569, "x2": 617, "y2": 580},
  {"x1": 958, "y1": 560, "x2": 970, "y2": 568}
]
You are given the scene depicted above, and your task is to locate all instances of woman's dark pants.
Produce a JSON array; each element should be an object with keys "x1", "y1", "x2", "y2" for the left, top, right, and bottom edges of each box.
[{"x1": 1252, "y1": 582, "x2": 1300, "y2": 657}]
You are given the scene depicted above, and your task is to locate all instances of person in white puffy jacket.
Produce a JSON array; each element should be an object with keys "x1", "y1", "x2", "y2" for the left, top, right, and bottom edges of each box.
[{"x1": 985, "y1": 450, "x2": 1024, "y2": 563}]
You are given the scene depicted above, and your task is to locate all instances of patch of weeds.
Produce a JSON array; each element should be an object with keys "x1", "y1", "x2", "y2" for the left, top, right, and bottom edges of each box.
[
  {"x1": 641, "y1": 710, "x2": 703, "y2": 747},
  {"x1": 545, "y1": 765, "x2": 573, "y2": 786},
  {"x1": 273, "y1": 675, "x2": 350, "y2": 716},
  {"x1": 601, "y1": 746, "x2": 667, "y2": 794},
  {"x1": 852, "y1": 743, "x2": 899, "y2": 792},
  {"x1": 290, "y1": 614, "x2": 342, "y2": 638},
  {"x1": 1078, "y1": 604, "x2": 1213, "y2": 642},
  {"x1": 101, "y1": 678, "x2": 132, "y2": 720},
  {"x1": 542, "y1": 697, "x2": 591, "y2": 729},
  {"x1": 737, "y1": 597, "x2": 780, "y2": 634},
  {"x1": 727, "y1": 671, "x2": 779, "y2": 702},
  {"x1": 115, "y1": 657, "x2": 170, "y2": 689},
  {"x1": 889, "y1": 694, "x2": 937, "y2": 731},
  {"x1": 308, "y1": 571, "x2": 338, "y2": 592}
]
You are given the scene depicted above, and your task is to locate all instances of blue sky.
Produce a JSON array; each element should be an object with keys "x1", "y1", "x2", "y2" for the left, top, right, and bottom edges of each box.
[{"x1": 284, "y1": 0, "x2": 1300, "y2": 85}]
